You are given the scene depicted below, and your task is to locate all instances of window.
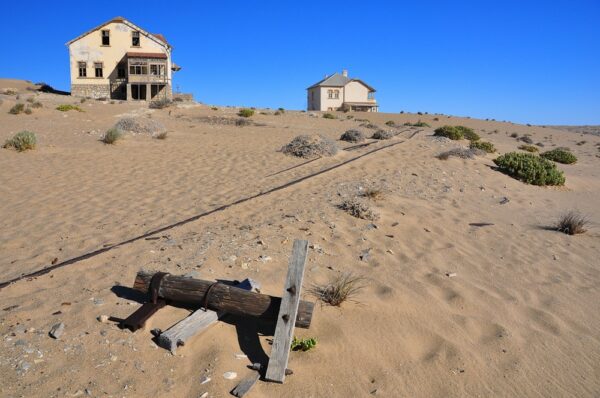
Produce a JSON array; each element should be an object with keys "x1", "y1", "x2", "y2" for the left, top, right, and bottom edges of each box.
[
  {"x1": 94, "y1": 62, "x2": 103, "y2": 78},
  {"x1": 328, "y1": 89, "x2": 333, "y2": 99},
  {"x1": 334, "y1": 90, "x2": 340, "y2": 99},
  {"x1": 368, "y1": 92, "x2": 375, "y2": 99},
  {"x1": 117, "y1": 67, "x2": 126, "y2": 78},
  {"x1": 78, "y1": 62, "x2": 87, "y2": 77},
  {"x1": 101, "y1": 30, "x2": 110, "y2": 46},
  {"x1": 132, "y1": 31, "x2": 140, "y2": 47},
  {"x1": 129, "y1": 61, "x2": 148, "y2": 75},
  {"x1": 150, "y1": 64, "x2": 165, "y2": 76}
]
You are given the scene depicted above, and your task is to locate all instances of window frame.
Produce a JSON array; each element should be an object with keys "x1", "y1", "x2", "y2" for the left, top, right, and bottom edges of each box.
[
  {"x1": 132, "y1": 31, "x2": 140, "y2": 47},
  {"x1": 101, "y1": 30, "x2": 110, "y2": 46},
  {"x1": 334, "y1": 90, "x2": 340, "y2": 99},
  {"x1": 94, "y1": 62, "x2": 103, "y2": 78},
  {"x1": 328, "y1": 89, "x2": 333, "y2": 99},
  {"x1": 78, "y1": 61, "x2": 87, "y2": 77}
]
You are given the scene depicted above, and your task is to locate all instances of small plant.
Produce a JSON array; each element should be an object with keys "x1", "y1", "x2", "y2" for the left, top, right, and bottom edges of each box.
[
  {"x1": 433, "y1": 125, "x2": 464, "y2": 140},
  {"x1": 362, "y1": 187, "x2": 384, "y2": 200},
  {"x1": 211, "y1": 106, "x2": 218, "y2": 111},
  {"x1": 290, "y1": 337, "x2": 317, "y2": 352},
  {"x1": 555, "y1": 210, "x2": 589, "y2": 235},
  {"x1": 519, "y1": 136, "x2": 534, "y2": 144},
  {"x1": 149, "y1": 98, "x2": 172, "y2": 109},
  {"x1": 310, "y1": 272, "x2": 367, "y2": 306},
  {"x1": 278, "y1": 107, "x2": 285, "y2": 112},
  {"x1": 9, "y1": 103, "x2": 25, "y2": 114},
  {"x1": 24, "y1": 107, "x2": 32, "y2": 115},
  {"x1": 437, "y1": 147, "x2": 483, "y2": 160},
  {"x1": 510, "y1": 132, "x2": 519, "y2": 138},
  {"x1": 101, "y1": 128, "x2": 123, "y2": 144},
  {"x1": 456, "y1": 126, "x2": 479, "y2": 141},
  {"x1": 339, "y1": 198, "x2": 378, "y2": 220},
  {"x1": 56, "y1": 104, "x2": 83, "y2": 112},
  {"x1": 519, "y1": 144, "x2": 539, "y2": 153},
  {"x1": 541, "y1": 148, "x2": 577, "y2": 164},
  {"x1": 3, "y1": 89, "x2": 17, "y2": 95},
  {"x1": 470, "y1": 140, "x2": 496, "y2": 153},
  {"x1": 30, "y1": 101, "x2": 42, "y2": 108},
  {"x1": 340, "y1": 129, "x2": 365, "y2": 143},
  {"x1": 282, "y1": 134, "x2": 338, "y2": 158},
  {"x1": 371, "y1": 129, "x2": 394, "y2": 140},
  {"x1": 3, "y1": 131, "x2": 37, "y2": 151},
  {"x1": 493, "y1": 152, "x2": 565, "y2": 186},
  {"x1": 404, "y1": 120, "x2": 431, "y2": 128},
  {"x1": 238, "y1": 108, "x2": 254, "y2": 118},
  {"x1": 322, "y1": 113, "x2": 336, "y2": 119},
  {"x1": 80, "y1": 97, "x2": 86, "y2": 103},
  {"x1": 433, "y1": 117, "x2": 439, "y2": 121},
  {"x1": 235, "y1": 118, "x2": 252, "y2": 127},
  {"x1": 154, "y1": 131, "x2": 168, "y2": 140},
  {"x1": 385, "y1": 120, "x2": 396, "y2": 127}
]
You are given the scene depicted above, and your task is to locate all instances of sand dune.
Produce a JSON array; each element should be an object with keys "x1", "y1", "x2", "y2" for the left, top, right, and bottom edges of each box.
[{"x1": 1, "y1": 79, "x2": 599, "y2": 397}]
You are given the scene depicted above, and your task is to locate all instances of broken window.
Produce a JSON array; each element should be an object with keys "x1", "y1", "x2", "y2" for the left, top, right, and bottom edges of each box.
[
  {"x1": 94, "y1": 62, "x2": 103, "y2": 78},
  {"x1": 132, "y1": 31, "x2": 140, "y2": 47},
  {"x1": 78, "y1": 62, "x2": 87, "y2": 77},
  {"x1": 150, "y1": 64, "x2": 165, "y2": 76},
  {"x1": 101, "y1": 30, "x2": 110, "y2": 46},
  {"x1": 129, "y1": 61, "x2": 148, "y2": 75},
  {"x1": 117, "y1": 66, "x2": 126, "y2": 78}
]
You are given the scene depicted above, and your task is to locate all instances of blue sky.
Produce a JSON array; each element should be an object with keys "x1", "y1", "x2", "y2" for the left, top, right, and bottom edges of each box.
[{"x1": 2, "y1": 1, "x2": 599, "y2": 125}]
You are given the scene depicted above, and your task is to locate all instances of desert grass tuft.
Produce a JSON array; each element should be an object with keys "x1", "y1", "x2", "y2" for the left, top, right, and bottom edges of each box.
[
  {"x1": 555, "y1": 211, "x2": 589, "y2": 235},
  {"x1": 340, "y1": 129, "x2": 365, "y2": 143},
  {"x1": 519, "y1": 144, "x2": 539, "y2": 153},
  {"x1": 56, "y1": 104, "x2": 83, "y2": 112},
  {"x1": 154, "y1": 131, "x2": 168, "y2": 140},
  {"x1": 361, "y1": 187, "x2": 384, "y2": 201},
  {"x1": 101, "y1": 128, "x2": 123, "y2": 144},
  {"x1": 3, "y1": 131, "x2": 37, "y2": 151},
  {"x1": 310, "y1": 273, "x2": 367, "y2": 306},
  {"x1": 238, "y1": 108, "x2": 254, "y2": 118},
  {"x1": 322, "y1": 113, "x2": 336, "y2": 119},
  {"x1": 339, "y1": 198, "x2": 378, "y2": 220},
  {"x1": 9, "y1": 103, "x2": 25, "y2": 114}
]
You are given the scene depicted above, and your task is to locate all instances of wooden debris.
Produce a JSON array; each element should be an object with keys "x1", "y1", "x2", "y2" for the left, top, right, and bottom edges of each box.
[
  {"x1": 133, "y1": 271, "x2": 314, "y2": 328},
  {"x1": 265, "y1": 239, "x2": 309, "y2": 383},
  {"x1": 158, "y1": 279, "x2": 260, "y2": 353},
  {"x1": 231, "y1": 372, "x2": 261, "y2": 397}
]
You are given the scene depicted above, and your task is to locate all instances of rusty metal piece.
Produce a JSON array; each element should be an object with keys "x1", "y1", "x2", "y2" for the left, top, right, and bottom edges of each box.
[
  {"x1": 119, "y1": 272, "x2": 169, "y2": 332},
  {"x1": 286, "y1": 285, "x2": 296, "y2": 295}
]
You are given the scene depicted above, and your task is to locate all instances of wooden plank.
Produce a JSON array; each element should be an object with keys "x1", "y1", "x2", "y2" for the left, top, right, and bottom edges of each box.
[
  {"x1": 134, "y1": 271, "x2": 314, "y2": 328},
  {"x1": 158, "y1": 278, "x2": 260, "y2": 353},
  {"x1": 231, "y1": 371, "x2": 261, "y2": 397},
  {"x1": 265, "y1": 239, "x2": 309, "y2": 383}
]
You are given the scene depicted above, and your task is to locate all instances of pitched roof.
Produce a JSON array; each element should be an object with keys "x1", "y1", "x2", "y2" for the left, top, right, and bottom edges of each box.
[
  {"x1": 66, "y1": 16, "x2": 171, "y2": 49},
  {"x1": 307, "y1": 72, "x2": 376, "y2": 92}
]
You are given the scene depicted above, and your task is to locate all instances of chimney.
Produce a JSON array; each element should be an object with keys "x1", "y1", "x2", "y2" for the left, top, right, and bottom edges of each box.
[{"x1": 342, "y1": 69, "x2": 348, "y2": 77}]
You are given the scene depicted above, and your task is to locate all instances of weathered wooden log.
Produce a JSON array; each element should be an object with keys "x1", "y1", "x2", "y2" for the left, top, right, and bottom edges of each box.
[{"x1": 133, "y1": 270, "x2": 314, "y2": 328}]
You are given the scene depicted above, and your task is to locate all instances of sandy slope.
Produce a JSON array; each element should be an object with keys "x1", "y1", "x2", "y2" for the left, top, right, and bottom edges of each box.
[{"x1": 0, "y1": 79, "x2": 599, "y2": 397}]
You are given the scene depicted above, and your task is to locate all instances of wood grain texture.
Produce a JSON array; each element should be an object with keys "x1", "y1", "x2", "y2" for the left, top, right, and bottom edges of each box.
[
  {"x1": 265, "y1": 239, "x2": 309, "y2": 383},
  {"x1": 158, "y1": 279, "x2": 260, "y2": 353},
  {"x1": 133, "y1": 271, "x2": 314, "y2": 328},
  {"x1": 231, "y1": 371, "x2": 261, "y2": 397}
]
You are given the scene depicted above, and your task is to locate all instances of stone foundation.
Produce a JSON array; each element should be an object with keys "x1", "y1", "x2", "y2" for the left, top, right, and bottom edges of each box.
[{"x1": 71, "y1": 84, "x2": 111, "y2": 99}]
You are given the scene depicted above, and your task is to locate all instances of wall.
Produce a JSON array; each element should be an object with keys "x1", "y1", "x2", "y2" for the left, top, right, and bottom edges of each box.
[
  {"x1": 319, "y1": 86, "x2": 344, "y2": 111},
  {"x1": 68, "y1": 21, "x2": 172, "y2": 98},
  {"x1": 307, "y1": 87, "x2": 321, "y2": 110},
  {"x1": 344, "y1": 80, "x2": 375, "y2": 103}
]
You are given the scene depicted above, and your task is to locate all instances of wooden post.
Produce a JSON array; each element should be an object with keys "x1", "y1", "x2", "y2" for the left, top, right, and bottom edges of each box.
[
  {"x1": 265, "y1": 240, "x2": 309, "y2": 383},
  {"x1": 133, "y1": 271, "x2": 314, "y2": 328},
  {"x1": 158, "y1": 278, "x2": 260, "y2": 353}
]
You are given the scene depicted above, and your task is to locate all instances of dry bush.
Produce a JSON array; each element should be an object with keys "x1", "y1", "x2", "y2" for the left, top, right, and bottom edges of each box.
[
  {"x1": 371, "y1": 129, "x2": 394, "y2": 140},
  {"x1": 3, "y1": 131, "x2": 36, "y2": 151},
  {"x1": 149, "y1": 98, "x2": 172, "y2": 109},
  {"x1": 309, "y1": 273, "x2": 367, "y2": 306},
  {"x1": 9, "y1": 103, "x2": 25, "y2": 114},
  {"x1": 361, "y1": 187, "x2": 384, "y2": 201},
  {"x1": 101, "y1": 128, "x2": 123, "y2": 144},
  {"x1": 281, "y1": 134, "x2": 338, "y2": 158},
  {"x1": 359, "y1": 122, "x2": 379, "y2": 129},
  {"x1": 114, "y1": 117, "x2": 166, "y2": 135},
  {"x1": 437, "y1": 147, "x2": 485, "y2": 160},
  {"x1": 238, "y1": 108, "x2": 254, "y2": 117},
  {"x1": 340, "y1": 129, "x2": 365, "y2": 143},
  {"x1": 339, "y1": 198, "x2": 378, "y2": 220},
  {"x1": 556, "y1": 211, "x2": 589, "y2": 235},
  {"x1": 235, "y1": 118, "x2": 252, "y2": 127},
  {"x1": 154, "y1": 131, "x2": 168, "y2": 140}
]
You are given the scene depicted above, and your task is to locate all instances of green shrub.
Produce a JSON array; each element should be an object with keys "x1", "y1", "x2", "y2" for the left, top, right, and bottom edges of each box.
[
  {"x1": 433, "y1": 125, "x2": 464, "y2": 140},
  {"x1": 101, "y1": 128, "x2": 123, "y2": 144},
  {"x1": 322, "y1": 113, "x2": 336, "y2": 119},
  {"x1": 56, "y1": 104, "x2": 83, "y2": 112},
  {"x1": 470, "y1": 140, "x2": 496, "y2": 153},
  {"x1": 518, "y1": 144, "x2": 538, "y2": 153},
  {"x1": 541, "y1": 148, "x2": 577, "y2": 164},
  {"x1": 456, "y1": 126, "x2": 479, "y2": 141},
  {"x1": 238, "y1": 108, "x2": 254, "y2": 118},
  {"x1": 3, "y1": 131, "x2": 37, "y2": 151},
  {"x1": 404, "y1": 120, "x2": 430, "y2": 127},
  {"x1": 291, "y1": 337, "x2": 317, "y2": 352},
  {"x1": 385, "y1": 120, "x2": 395, "y2": 126},
  {"x1": 493, "y1": 152, "x2": 565, "y2": 186},
  {"x1": 9, "y1": 103, "x2": 25, "y2": 114}
]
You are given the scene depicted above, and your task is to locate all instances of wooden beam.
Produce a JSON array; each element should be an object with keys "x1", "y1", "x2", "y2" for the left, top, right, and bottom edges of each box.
[
  {"x1": 133, "y1": 271, "x2": 314, "y2": 329},
  {"x1": 158, "y1": 279, "x2": 260, "y2": 353},
  {"x1": 231, "y1": 371, "x2": 261, "y2": 397},
  {"x1": 265, "y1": 240, "x2": 309, "y2": 383}
]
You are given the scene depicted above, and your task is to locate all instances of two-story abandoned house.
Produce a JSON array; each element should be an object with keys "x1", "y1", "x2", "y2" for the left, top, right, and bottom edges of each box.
[
  {"x1": 66, "y1": 16, "x2": 180, "y2": 101},
  {"x1": 307, "y1": 70, "x2": 378, "y2": 112}
]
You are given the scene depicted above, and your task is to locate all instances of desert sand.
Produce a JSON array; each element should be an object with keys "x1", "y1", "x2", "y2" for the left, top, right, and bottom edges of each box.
[{"x1": 0, "y1": 78, "x2": 599, "y2": 397}]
